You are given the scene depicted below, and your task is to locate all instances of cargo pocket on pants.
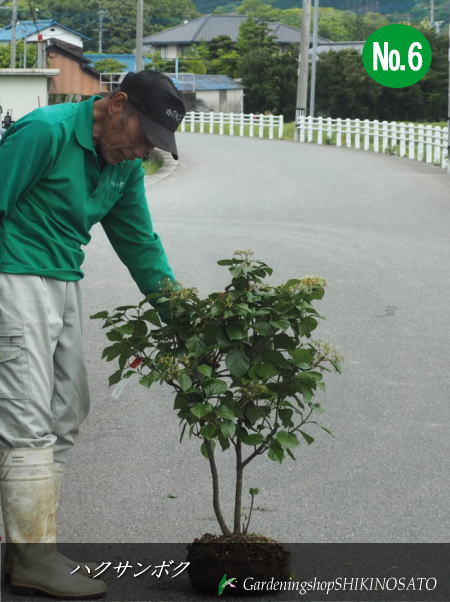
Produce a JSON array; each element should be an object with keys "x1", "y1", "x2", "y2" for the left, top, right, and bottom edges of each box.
[{"x1": 0, "y1": 333, "x2": 28, "y2": 399}]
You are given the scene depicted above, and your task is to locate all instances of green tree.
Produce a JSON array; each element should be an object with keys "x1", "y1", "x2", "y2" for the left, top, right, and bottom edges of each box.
[
  {"x1": 239, "y1": 47, "x2": 278, "y2": 113},
  {"x1": 93, "y1": 58, "x2": 127, "y2": 73},
  {"x1": 0, "y1": 40, "x2": 37, "y2": 68},
  {"x1": 207, "y1": 35, "x2": 235, "y2": 59},
  {"x1": 236, "y1": 16, "x2": 278, "y2": 54},
  {"x1": 210, "y1": 50, "x2": 241, "y2": 78}
]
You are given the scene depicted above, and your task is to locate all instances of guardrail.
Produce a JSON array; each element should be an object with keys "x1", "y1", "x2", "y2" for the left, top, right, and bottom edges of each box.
[
  {"x1": 296, "y1": 116, "x2": 448, "y2": 169},
  {"x1": 180, "y1": 112, "x2": 284, "y2": 140}
]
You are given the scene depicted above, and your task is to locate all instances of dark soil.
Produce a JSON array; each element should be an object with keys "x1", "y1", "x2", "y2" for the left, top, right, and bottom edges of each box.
[{"x1": 187, "y1": 533, "x2": 291, "y2": 596}]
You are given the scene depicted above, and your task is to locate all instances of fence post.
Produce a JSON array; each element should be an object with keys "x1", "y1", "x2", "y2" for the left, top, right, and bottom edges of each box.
[
  {"x1": 190, "y1": 111, "x2": 195, "y2": 133},
  {"x1": 345, "y1": 118, "x2": 352, "y2": 148},
  {"x1": 354, "y1": 118, "x2": 360, "y2": 149},
  {"x1": 317, "y1": 116, "x2": 323, "y2": 145},
  {"x1": 199, "y1": 112, "x2": 204, "y2": 134},
  {"x1": 181, "y1": 115, "x2": 186, "y2": 133},
  {"x1": 425, "y1": 125, "x2": 433, "y2": 163},
  {"x1": 336, "y1": 118, "x2": 342, "y2": 147},
  {"x1": 299, "y1": 115, "x2": 306, "y2": 143},
  {"x1": 259, "y1": 114, "x2": 264, "y2": 138},
  {"x1": 307, "y1": 117, "x2": 314, "y2": 143},
  {"x1": 373, "y1": 120, "x2": 379, "y2": 152},
  {"x1": 278, "y1": 115, "x2": 284, "y2": 139},
  {"x1": 209, "y1": 111, "x2": 214, "y2": 135},
  {"x1": 408, "y1": 123, "x2": 415, "y2": 160},
  {"x1": 441, "y1": 126, "x2": 448, "y2": 169},
  {"x1": 269, "y1": 114, "x2": 274, "y2": 140},
  {"x1": 382, "y1": 120, "x2": 388, "y2": 153},
  {"x1": 327, "y1": 117, "x2": 332, "y2": 143},
  {"x1": 391, "y1": 121, "x2": 398, "y2": 155},
  {"x1": 249, "y1": 114, "x2": 254, "y2": 138},
  {"x1": 364, "y1": 119, "x2": 370, "y2": 151},
  {"x1": 398, "y1": 123, "x2": 406, "y2": 157},
  {"x1": 417, "y1": 124, "x2": 424, "y2": 161}
]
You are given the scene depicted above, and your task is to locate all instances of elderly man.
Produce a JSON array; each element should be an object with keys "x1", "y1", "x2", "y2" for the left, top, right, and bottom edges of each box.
[{"x1": 0, "y1": 71, "x2": 185, "y2": 598}]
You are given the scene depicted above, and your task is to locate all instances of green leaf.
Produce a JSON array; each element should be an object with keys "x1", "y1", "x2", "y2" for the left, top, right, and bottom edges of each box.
[
  {"x1": 106, "y1": 329, "x2": 123, "y2": 342},
  {"x1": 220, "y1": 420, "x2": 236, "y2": 438},
  {"x1": 118, "y1": 322, "x2": 134, "y2": 335},
  {"x1": 108, "y1": 369, "x2": 123, "y2": 386},
  {"x1": 253, "y1": 322, "x2": 274, "y2": 336},
  {"x1": 279, "y1": 408, "x2": 294, "y2": 427},
  {"x1": 241, "y1": 433, "x2": 265, "y2": 446},
  {"x1": 255, "y1": 362, "x2": 279, "y2": 379},
  {"x1": 268, "y1": 443, "x2": 284, "y2": 464},
  {"x1": 130, "y1": 320, "x2": 148, "y2": 338},
  {"x1": 225, "y1": 348, "x2": 250, "y2": 378},
  {"x1": 177, "y1": 373, "x2": 192, "y2": 392},
  {"x1": 285, "y1": 279, "x2": 302, "y2": 288},
  {"x1": 269, "y1": 319, "x2": 290, "y2": 331},
  {"x1": 139, "y1": 373, "x2": 158, "y2": 388},
  {"x1": 142, "y1": 309, "x2": 161, "y2": 327},
  {"x1": 244, "y1": 406, "x2": 269, "y2": 424},
  {"x1": 249, "y1": 487, "x2": 260, "y2": 495},
  {"x1": 197, "y1": 364, "x2": 213, "y2": 377},
  {"x1": 300, "y1": 431, "x2": 315, "y2": 445},
  {"x1": 191, "y1": 403, "x2": 213, "y2": 419},
  {"x1": 276, "y1": 431, "x2": 300, "y2": 449},
  {"x1": 320, "y1": 425, "x2": 335, "y2": 438},
  {"x1": 218, "y1": 432, "x2": 231, "y2": 451},
  {"x1": 186, "y1": 335, "x2": 207, "y2": 356},
  {"x1": 200, "y1": 440, "x2": 216, "y2": 459},
  {"x1": 200, "y1": 423, "x2": 218, "y2": 439},
  {"x1": 90, "y1": 311, "x2": 109, "y2": 320},
  {"x1": 216, "y1": 405, "x2": 237, "y2": 420},
  {"x1": 274, "y1": 333, "x2": 296, "y2": 350},
  {"x1": 205, "y1": 379, "x2": 228, "y2": 396},
  {"x1": 291, "y1": 348, "x2": 314, "y2": 364},
  {"x1": 300, "y1": 317, "x2": 318, "y2": 336},
  {"x1": 217, "y1": 259, "x2": 234, "y2": 265},
  {"x1": 226, "y1": 324, "x2": 247, "y2": 340}
]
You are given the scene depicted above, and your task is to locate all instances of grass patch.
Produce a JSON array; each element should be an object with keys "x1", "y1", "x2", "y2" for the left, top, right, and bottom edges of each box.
[{"x1": 143, "y1": 149, "x2": 164, "y2": 175}]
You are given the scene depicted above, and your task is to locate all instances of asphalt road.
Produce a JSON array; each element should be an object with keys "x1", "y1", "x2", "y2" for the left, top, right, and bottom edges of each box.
[{"x1": 2, "y1": 133, "x2": 450, "y2": 600}]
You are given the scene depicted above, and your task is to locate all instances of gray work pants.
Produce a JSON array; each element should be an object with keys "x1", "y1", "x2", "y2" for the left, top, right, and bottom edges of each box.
[{"x1": 0, "y1": 274, "x2": 90, "y2": 463}]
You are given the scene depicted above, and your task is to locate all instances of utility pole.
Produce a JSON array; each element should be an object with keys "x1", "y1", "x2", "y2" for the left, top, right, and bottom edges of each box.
[
  {"x1": 9, "y1": 0, "x2": 18, "y2": 68},
  {"x1": 309, "y1": 0, "x2": 319, "y2": 117},
  {"x1": 98, "y1": 9, "x2": 106, "y2": 53},
  {"x1": 430, "y1": 0, "x2": 435, "y2": 28},
  {"x1": 295, "y1": 0, "x2": 311, "y2": 137},
  {"x1": 135, "y1": 0, "x2": 144, "y2": 72}
]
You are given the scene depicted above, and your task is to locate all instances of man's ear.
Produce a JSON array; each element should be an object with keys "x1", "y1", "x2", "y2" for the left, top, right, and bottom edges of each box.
[{"x1": 108, "y1": 91, "x2": 128, "y2": 116}]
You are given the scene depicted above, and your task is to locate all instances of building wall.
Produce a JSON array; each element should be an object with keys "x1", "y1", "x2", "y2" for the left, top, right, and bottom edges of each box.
[
  {"x1": 26, "y1": 26, "x2": 83, "y2": 48},
  {"x1": 46, "y1": 53, "x2": 108, "y2": 95},
  {"x1": 0, "y1": 74, "x2": 51, "y2": 121},
  {"x1": 196, "y1": 88, "x2": 243, "y2": 113}
]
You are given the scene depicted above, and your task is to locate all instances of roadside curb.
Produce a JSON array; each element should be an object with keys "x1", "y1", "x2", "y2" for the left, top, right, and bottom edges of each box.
[{"x1": 144, "y1": 151, "x2": 179, "y2": 188}]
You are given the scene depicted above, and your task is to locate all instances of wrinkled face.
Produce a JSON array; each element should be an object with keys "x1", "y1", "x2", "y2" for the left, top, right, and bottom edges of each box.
[{"x1": 97, "y1": 95, "x2": 155, "y2": 165}]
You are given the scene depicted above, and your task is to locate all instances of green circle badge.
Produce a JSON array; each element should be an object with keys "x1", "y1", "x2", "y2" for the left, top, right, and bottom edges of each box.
[{"x1": 362, "y1": 24, "x2": 432, "y2": 88}]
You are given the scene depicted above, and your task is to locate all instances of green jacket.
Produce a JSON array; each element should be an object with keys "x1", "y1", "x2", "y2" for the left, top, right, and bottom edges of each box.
[{"x1": 0, "y1": 95, "x2": 175, "y2": 295}]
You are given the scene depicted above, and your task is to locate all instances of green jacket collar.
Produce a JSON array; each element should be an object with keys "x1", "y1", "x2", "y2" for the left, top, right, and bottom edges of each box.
[{"x1": 75, "y1": 95, "x2": 103, "y2": 153}]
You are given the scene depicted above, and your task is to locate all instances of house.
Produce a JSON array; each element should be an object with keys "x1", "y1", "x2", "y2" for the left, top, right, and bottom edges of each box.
[
  {"x1": 45, "y1": 39, "x2": 108, "y2": 97},
  {"x1": 169, "y1": 73, "x2": 243, "y2": 112},
  {"x1": 142, "y1": 14, "x2": 331, "y2": 59},
  {"x1": 84, "y1": 54, "x2": 152, "y2": 72},
  {"x1": 0, "y1": 19, "x2": 88, "y2": 49}
]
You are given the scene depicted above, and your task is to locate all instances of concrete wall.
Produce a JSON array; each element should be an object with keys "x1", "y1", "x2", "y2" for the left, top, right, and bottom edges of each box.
[
  {"x1": 0, "y1": 69, "x2": 58, "y2": 121},
  {"x1": 196, "y1": 88, "x2": 243, "y2": 113}
]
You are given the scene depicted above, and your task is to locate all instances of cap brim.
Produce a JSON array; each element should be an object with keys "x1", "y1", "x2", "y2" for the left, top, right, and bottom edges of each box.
[{"x1": 138, "y1": 113, "x2": 179, "y2": 160}]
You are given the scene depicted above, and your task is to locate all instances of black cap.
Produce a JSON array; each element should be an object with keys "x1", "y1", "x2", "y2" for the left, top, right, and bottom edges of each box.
[{"x1": 120, "y1": 70, "x2": 186, "y2": 160}]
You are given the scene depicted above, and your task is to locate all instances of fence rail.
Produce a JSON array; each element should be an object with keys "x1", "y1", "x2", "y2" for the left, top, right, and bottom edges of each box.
[
  {"x1": 296, "y1": 116, "x2": 448, "y2": 169},
  {"x1": 180, "y1": 112, "x2": 284, "y2": 140}
]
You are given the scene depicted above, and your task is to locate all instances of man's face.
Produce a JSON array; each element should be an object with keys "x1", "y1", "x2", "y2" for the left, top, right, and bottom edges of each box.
[{"x1": 97, "y1": 95, "x2": 155, "y2": 165}]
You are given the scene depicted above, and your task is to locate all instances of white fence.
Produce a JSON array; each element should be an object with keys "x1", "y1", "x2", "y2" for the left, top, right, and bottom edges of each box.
[
  {"x1": 180, "y1": 112, "x2": 284, "y2": 140},
  {"x1": 296, "y1": 116, "x2": 448, "y2": 169}
]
